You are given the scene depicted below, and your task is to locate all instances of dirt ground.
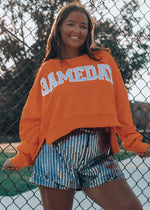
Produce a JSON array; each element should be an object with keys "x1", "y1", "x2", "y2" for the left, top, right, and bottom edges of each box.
[{"x1": 0, "y1": 142, "x2": 20, "y2": 153}]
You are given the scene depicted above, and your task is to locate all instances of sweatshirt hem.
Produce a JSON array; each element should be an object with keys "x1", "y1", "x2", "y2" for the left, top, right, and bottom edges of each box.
[{"x1": 46, "y1": 114, "x2": 121, "y2": 145}]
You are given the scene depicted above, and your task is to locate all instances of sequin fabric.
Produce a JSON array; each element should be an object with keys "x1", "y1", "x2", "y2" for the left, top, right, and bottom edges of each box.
[{"x1": 30, "y1": 128, "x2": 125, "y2": 190}]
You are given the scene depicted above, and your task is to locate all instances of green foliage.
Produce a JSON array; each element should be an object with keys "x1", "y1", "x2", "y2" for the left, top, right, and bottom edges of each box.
[
  {"x1": 0, "y1": 0, "x2": 75, "y2": 138},
  {"x1": 94, "y1": 0, "x2": 149, "y2": 86}
]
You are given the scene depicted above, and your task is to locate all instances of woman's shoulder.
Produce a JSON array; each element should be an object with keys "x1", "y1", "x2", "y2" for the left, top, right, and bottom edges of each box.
[
  {"x1": 90, "y1": 48, "x2": 113, "y2": 62},
  {"x1": 92, "y1": 48, "x2": 111, "y2": 58},
  {"x1": 38, "y1": 59, "x2": 56, "y2": 72},
  {"x1": 35, "y1": 61, "x2": 51, "y2": 78}
]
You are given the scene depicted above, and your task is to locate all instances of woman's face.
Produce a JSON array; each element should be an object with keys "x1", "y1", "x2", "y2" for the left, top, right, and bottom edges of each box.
[{"x1": 60, "y1": 10, "x2": 88, "y2": 57}]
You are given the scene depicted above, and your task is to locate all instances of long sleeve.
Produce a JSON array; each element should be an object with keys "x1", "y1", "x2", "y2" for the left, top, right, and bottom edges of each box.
[
  {"x1": 111, "y1": 55, "x2": 148, "y2": 154},
  {"x1": 11, "y1": 70, "x2": 42, "y2": 169}
]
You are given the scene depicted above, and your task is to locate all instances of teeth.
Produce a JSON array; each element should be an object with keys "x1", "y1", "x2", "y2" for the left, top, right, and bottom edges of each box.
[{"x1": 71, "y1": 36, "x2": 79, "y2": 39}]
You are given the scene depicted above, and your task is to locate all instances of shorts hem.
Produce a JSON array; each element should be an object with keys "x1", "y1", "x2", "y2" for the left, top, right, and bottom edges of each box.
[
  {"x1": 81, "y1": 174, "x2": 126, "y2": 189},
  {"x1": 30, "y1": 173, "x2": 125, "y2": 190},
  {"x1": 30, "y1": 173, "x2": 77, "y2": 190}
]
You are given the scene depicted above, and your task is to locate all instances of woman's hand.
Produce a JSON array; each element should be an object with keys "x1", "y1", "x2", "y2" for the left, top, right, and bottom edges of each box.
[
  {"x1": 138, "y1": 144, "x2": 150, "y2": 158},
  {"x1": 2, "y1": 159, "x2": 20, "y2": 172}
]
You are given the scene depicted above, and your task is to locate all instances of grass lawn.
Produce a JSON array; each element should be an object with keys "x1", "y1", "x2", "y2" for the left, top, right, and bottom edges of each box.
[
  {"x1": 116, "y1": 149, "x2": 135, "y2": 161},
  {"x1": 0, "y1": 149, "x2": 135, "y2": 196},
  {"x1": 0, "y1": 152, "x2": 37, "y2": 196}
]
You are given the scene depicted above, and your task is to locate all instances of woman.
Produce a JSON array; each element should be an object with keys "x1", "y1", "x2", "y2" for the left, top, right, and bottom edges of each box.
[{"x1": 2, "y1": 2, "x2": 150, "y2": 210}]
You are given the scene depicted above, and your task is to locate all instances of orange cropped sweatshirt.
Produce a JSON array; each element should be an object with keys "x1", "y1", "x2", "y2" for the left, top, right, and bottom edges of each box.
[{"x1": 11, "y1": 50, "x2": 148, "y2": 169}]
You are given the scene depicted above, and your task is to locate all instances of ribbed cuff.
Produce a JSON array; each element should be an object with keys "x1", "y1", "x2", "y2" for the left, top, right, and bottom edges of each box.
[
  {"x1": 11, "y1": 154, "x2": 33, "y2": 169},
  {"x1": 131, "y1": 142, "x2": 148, "y2": 154}
]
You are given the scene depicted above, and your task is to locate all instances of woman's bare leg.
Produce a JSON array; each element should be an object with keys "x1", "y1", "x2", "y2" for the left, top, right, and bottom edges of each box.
[
  {"x1": 83, "y1": 179, "x2": 142, "y2": 210},
  {"x1": 38, "y1": 185, "x2": 75, "y2": 210}
]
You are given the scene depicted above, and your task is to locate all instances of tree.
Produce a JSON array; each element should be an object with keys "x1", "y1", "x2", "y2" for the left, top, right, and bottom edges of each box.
[
  {"x1": 94, "y1": 0, "x2": 149, "y2": 85},
  {"x1": 0, "y1": 0, "x2": 149, "y2": 141},
  {"x1": 0, "y1": 0, "x2": 75, "y2": 141}
]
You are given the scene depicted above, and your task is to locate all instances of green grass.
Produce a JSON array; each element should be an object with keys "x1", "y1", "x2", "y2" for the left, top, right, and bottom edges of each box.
[
  {"x1": 0, "y1": 150, "x2": 135, "y2": 196},
  {"x1": 0, "y1": 152, "x2": 37, "y2": 196},
  {"x1": 116, "y1": 149, "x2": 136, "y2": 161}
]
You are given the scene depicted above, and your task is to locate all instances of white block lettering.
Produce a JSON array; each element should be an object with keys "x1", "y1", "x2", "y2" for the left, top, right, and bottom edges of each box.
[
  {"x1": 98, "y1": 64, "x2": 110, "y2": 82},
  {"x1": 40, "y1": 64, "x2": 114, "y2": 96},
  {"x1": 84, "y1": 65, "x2": 97, "y2": 81},
  {"x1": 73, "y1": 66, "x2": 87, "y2": 82},
  {"x1": 48, "y1": 72, "x2": 58, "y2": 92},
  {"x1": 40, "y1": 77, "x2": 49, "y2": 96},
  {"x1": 106, "y1": 64, "x2": 113, "y2": 84},
  {"x1": 56, "y1": 69, "x2": 75, "y2": 85}
]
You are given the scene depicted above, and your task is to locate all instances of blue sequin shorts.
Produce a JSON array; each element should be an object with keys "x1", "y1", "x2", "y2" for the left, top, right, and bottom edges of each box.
[{"x1": 30, "y1": 128, "x2": 125, "y2": 190}]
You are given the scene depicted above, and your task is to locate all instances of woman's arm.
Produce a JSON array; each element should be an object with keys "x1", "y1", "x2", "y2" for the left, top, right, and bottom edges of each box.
[
  {"x1": 4, "y1": 68, "x2": 43, "y2": 170},
  {"x1": 109, "y1": 53, "x2": 148, "y2": 154}
]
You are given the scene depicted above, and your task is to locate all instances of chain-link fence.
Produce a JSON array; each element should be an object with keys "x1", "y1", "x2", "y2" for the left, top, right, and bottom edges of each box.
[{"x1": 0, "y1": 0, "x2": 150, "y2": 209}]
